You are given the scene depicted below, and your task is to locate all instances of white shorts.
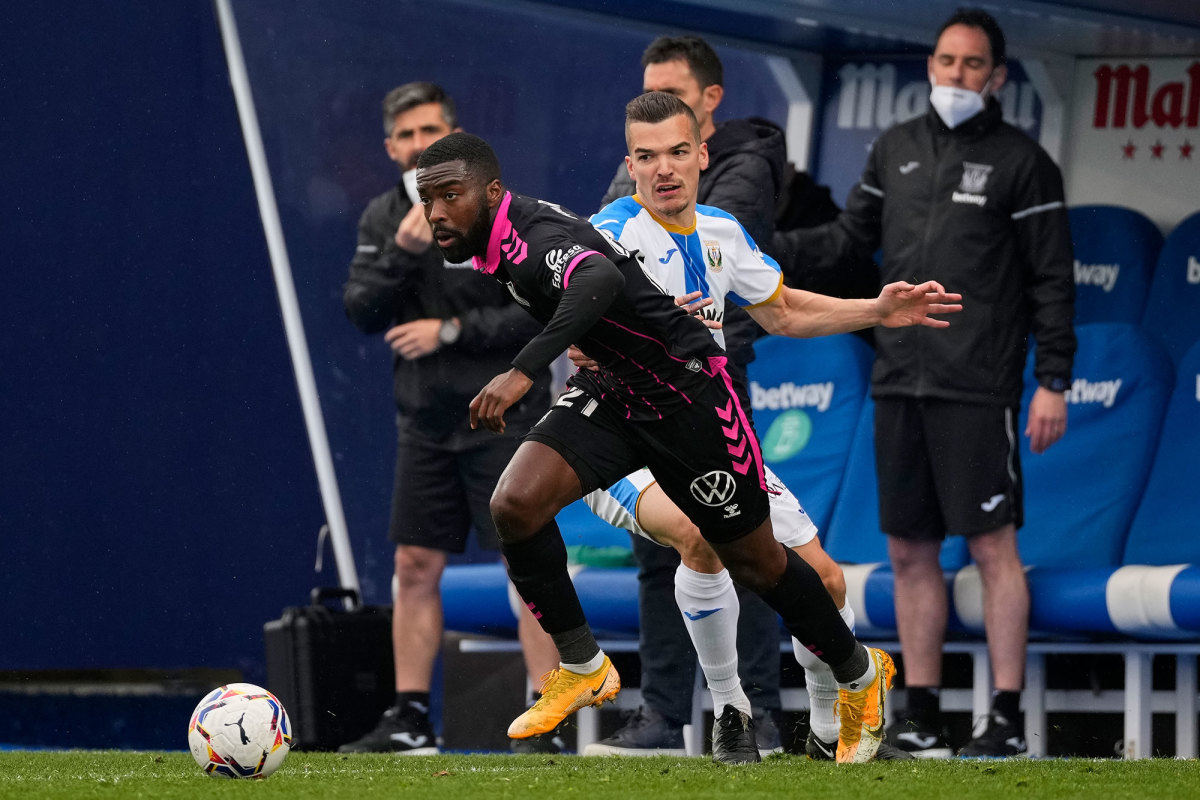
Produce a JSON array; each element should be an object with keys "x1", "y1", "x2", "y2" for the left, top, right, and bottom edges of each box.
[{"x1": 584, "y1": 465, "x2": 818, "y2": 549}]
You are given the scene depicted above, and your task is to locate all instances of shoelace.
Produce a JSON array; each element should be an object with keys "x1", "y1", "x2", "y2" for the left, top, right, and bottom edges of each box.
[{"x1": 535, "y1": 668, "x2": 567, "y2": 701}]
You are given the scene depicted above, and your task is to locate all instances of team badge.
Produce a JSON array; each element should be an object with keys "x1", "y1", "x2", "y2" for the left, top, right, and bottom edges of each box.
[
  {"x1": 959, "y1": 161, "x2": 993, "y2": 194},
  {"x1": 703, "y1": 240, "x2": 723, "y2": 272}
]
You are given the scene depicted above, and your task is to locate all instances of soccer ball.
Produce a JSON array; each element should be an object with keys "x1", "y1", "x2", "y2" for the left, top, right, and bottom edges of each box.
[{"x1": 188, "y1": 683, "x2": 292, "y2": 779}]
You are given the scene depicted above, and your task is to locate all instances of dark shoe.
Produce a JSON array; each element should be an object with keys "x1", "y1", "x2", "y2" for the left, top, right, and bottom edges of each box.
[
  {"x1": 805, "y1": 731, "x2": 838, "y2": 761},
  {"x1": 753, "y1": 707, "x2": 783, "y2": 756},
  {"x1": 510, "y1": 729, "x2": 564, "y2": 754},
  {"x1": 884, "y1": 709, "x2": 953, "y2": 759},
  {"x1": 582, "y1": 705, "x2": 686, "y2": 756},
  {"x1": 958, "y1": 712, "x2": 1027, "y2": 758},
  {"x1": 711, "y1": 705, "x2": 761, "y2": 765},
  {"x1": 337, "y1": 705, "x2": 439, "y2": 754},
  {"x1": 807, "y1": 731, "x2": 914, "y2": 761}
]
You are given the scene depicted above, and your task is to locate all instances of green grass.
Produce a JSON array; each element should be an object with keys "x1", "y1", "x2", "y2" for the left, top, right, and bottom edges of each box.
[{"x1": 2, "y1": 752, "x2": 1199, "y2": 800}]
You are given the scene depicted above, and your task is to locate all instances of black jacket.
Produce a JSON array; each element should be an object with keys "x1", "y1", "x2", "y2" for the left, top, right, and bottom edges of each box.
[
  {"x1": 343, "y1": 184, "x2": 550, "y2": 438},
  {"x1": 787, "y1": 101, "x2": 1075, "y2": 406},
  {"x1": 600, "y1": 117, "x2": 787, "y2": 370}
]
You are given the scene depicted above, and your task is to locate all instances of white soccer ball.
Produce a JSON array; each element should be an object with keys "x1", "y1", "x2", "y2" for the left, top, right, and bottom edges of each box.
[{"x1": 188, "y1": 682, "x2": 292, "y2": 779}]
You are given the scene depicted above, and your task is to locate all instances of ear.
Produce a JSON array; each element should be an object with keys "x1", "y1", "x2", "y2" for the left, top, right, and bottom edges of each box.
[
  {"x1": 702, "y1": 83, "x2": 724, "y2": 115},
  {"x1": 698, "y1": 142, "x2": 709, "y2": 171},
  {"x1": 624, "y1": 155, "x2": 635, "y2": 181},
  {"x1": 990, "y1": 63, "x2": 1008, "y2": 93},
  {"x1": 486, "y1": 178, "x2": 504, "y2": 209},
  {"x1": 384, "y1": 136, "x2": 400, "y2": 165}
]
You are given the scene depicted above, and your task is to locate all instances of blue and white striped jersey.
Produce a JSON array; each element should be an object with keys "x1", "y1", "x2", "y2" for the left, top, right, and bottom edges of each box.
[{"x1": 590, "y1": 195, "x2": 784, "y2": 349}]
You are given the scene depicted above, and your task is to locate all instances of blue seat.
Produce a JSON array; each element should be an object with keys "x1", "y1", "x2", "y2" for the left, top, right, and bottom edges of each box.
[
  {"x1": 745, "y1": 333, "x2": 872, "y2": 531},
  {"x1": 1142, "y1": 210, "x2": 1200, "y2": 367},
  {"x1": 1017, "y1": 323, "x2": 1172, "y2": 569},
  {"x1": 822, "y1": 395, "x2": 970, "y2": 569},
  {"x1": 1067, "y1": 205, "x2": 1162, "y2": 325},
  {"x1": 1124, "y1": 339, "x2": 1200, "y2": 565}
]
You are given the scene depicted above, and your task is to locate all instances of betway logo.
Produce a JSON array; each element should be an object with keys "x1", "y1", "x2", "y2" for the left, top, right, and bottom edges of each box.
[
  {"x1": 1188, "y1": 255, "x2": 1200, "y2": 284},
  {"x1": 1075, "y1": 260, "x2": 1120, "y2": 291},
  {"x1": 1092, "y1": 62, "x2": 1200, "y2": 129},
  {"x1": 1066, "y1": 378, "x2": 1122, "y2": 408},
  {"x1": 834, "y1": 62, "x2": 1037, "y2": 131},
  {"x1": 750, "y1": 381, "x2": 834, "y2": 412}
]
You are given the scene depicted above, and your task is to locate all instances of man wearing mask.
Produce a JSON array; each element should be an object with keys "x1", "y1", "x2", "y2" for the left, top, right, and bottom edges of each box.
[{"x1": 781, "y1": 8, "x2": 1075, "y2": 758}]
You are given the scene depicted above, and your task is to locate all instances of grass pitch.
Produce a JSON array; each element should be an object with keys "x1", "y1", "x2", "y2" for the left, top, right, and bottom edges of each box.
[{"x1": 2, "y1": 751, "x2": 1199, "y2": 800}]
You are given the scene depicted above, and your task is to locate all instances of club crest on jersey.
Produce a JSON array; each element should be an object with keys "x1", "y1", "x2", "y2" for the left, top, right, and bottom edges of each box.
[
  {"x1": 704, "y1": 240, "x2": 723, "y2": 272},
  {"x1": 545, "y1": 245, "x2": 584, "y2": 289},
  {"x1": 690, "y1": 470, "x2": 737, "y2": 506},
  {"x1": 685, "y1": 357, "x2": 703, "y2": 372},
  {"x1": 953, "y1": 162, "x2": 992, "y2": 207}
]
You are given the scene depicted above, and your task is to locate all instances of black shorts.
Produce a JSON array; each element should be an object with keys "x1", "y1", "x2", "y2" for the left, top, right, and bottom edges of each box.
[
  {"x1": 874, "y1": 396, "x2": 1023, "y2": 540},
  {"x1": 388, "y1": 416, "x2": 525, "y2": 552},
  {"x1": 527, "y1": 376, "x2": 771, "y2": 543}
]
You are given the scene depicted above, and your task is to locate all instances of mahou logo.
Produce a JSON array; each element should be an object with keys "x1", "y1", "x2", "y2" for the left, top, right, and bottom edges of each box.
[{"x1": 1093, "y1": 62, "x2": 1200, "y2": 129}]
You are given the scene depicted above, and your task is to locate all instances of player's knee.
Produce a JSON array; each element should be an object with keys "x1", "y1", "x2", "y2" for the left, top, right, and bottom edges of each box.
[
  {"x1": 674, "y1": 533, "x2": 722, "y2": 574},
  {"x1": 818, "y1": 562, "x2": 847, "y2": 606},
  {"x1": 489, "y1": 486, "x2": 545, "y2": 543}
]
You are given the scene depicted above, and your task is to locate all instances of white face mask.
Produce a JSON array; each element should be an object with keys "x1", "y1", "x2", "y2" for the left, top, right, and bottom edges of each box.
[
  {"x1": 402, "y1": 168, "x2": 421, "y2": 206},
  {"x1": 929, "y1": 73, "x2": 993, "y2": 129}
]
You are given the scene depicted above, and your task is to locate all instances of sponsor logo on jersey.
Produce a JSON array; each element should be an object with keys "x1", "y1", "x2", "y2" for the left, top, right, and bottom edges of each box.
[
  {"x1": 690, "y1": 470, "x2": 736, "y2": 506},
  {"x1": 1065, "y1": 377, "x2": 1122, "y2": 407},
  {"x1": 750, "y1": 380, "x2": 834, "y2": 412},
  {"x1": 703, "y1": 240, "x2": 723, "y2": 272},
  {"x1": 545, "y1": 245, "x2": 585, "y2": 289},
  {"x1": 1074, "y1": 260, "x2": 1120, "y2": 291}
]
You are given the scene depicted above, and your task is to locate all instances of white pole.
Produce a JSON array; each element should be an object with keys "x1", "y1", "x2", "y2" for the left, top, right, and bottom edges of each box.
[{"x1": 213, "y1": 0, "x2": 360, "y2": 597}]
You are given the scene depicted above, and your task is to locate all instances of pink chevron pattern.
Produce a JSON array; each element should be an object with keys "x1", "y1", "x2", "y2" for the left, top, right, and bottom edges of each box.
[
  {"x1": 714, "y1": 368, "x2": 766, "y2": 485},
  {"x1": 500, "y1": 221, "x2": 528, "y2": 264}
]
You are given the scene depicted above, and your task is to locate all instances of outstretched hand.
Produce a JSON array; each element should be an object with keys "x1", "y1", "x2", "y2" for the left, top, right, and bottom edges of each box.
[
  {"x1": 876, "y1": 280, "x2": 963, "y2": 328},
  {"x1": 470, "y1": 368, "x2": 534, "y2": 433}
]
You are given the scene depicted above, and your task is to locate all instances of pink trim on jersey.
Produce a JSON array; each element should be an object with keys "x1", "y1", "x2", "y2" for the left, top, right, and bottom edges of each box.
[
  {"x1": 562, "y1": 250, "x2": 600, "y2": 288},
  {"x1": 714, "y1": 366, "x2": 768, "y2": 490},
  {"x1": 472, "y1": 191, "x2": 514, "y2": 275}
]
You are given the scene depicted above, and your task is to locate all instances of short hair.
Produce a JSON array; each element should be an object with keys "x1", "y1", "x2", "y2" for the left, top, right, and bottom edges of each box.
[
  {"x1": 935, "y1": 7, "x2": 1007, "y2": 66},
  {"x1": 416, "y1": 132, "x2": 501, "y2": 184},
  {"x1": 625, "y1": 91, "x2": 702, "y2": 147},
  {"x1": 641, "y1": 35, "x2": 723, "y2": 89},
  {"x1": 382, "y1": 81, "x2": 457, "y2": 135}
]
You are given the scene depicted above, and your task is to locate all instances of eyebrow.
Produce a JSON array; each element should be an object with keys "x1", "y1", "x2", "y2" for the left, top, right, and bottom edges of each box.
[{"x1": 633, "y1": 140, "x2": 691, "y2": 154}]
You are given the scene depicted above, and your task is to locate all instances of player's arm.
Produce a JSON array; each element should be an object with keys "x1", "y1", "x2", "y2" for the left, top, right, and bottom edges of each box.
[
  {"x1": 745, "y1": 281, "x2": 962, "y2": 338},
  {"x1": 471, "y1": 254, "x2": 625, "y2": 433}
]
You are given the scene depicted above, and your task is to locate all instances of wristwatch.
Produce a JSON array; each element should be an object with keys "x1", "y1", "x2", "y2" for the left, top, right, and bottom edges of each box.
[{"x1": 438, "y1": 318, "x2": 461, "y2": 346}]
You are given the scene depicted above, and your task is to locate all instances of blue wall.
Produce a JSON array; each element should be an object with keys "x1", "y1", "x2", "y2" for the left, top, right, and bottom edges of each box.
[{"x1": 0, "y1": 0, "x2": 790, "y2": 679}]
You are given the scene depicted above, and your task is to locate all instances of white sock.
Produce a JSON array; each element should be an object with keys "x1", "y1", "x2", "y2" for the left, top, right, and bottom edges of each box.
[
  {"x1": 561, "y1": 650, "x2": 606, "y2": 675},
  {"x1": 792, "y1": 602, "x2": 857, "y2": 742},
  {"x1": 675, "y1": 564, "x2": 750, "y2": 715}
]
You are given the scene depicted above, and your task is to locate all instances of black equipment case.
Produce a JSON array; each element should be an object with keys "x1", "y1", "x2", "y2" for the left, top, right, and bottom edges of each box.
[{"x1": 264, "y1": 587, "x2": 394, "y2": 751}]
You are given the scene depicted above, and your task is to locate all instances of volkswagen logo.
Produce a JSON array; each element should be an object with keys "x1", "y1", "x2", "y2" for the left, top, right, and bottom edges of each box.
[{"x1": 689, "y1": 470, "x2": 737, "y2": 506}]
